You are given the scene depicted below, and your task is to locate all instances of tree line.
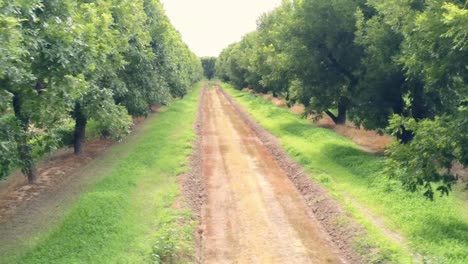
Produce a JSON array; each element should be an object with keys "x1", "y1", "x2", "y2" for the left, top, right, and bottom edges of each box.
[
  {"x1": 0, "y1": 0, "x2": 203, "y2": 183},
  {"x1": 201, "y1": 57, "x2": 217, "y2": 80},
  {"x1": 216, "y1": 0, "x2": 467, "y2": 199}
]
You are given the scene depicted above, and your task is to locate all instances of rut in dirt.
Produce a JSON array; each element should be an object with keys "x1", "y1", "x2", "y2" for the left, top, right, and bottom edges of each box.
[{"x1": 199, "y1": 86, "x2": 344, "y2": 263}]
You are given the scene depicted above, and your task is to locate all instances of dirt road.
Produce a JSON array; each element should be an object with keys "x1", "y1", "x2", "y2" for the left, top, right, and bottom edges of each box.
[{"x1": 199, "y1": 87, "x2": 344, "y2": 263}]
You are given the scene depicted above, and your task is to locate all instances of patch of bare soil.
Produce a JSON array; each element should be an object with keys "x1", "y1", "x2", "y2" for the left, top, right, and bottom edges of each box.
[
  {"x1": 290, "y1": 103, "x2": 306, "y2": 115},
  {"x1": 454, "y1": 163, "x2": 468, "y2": 182},
  {"x1": 219, "y1": 87, "x2": 366, "y2": 263},
  {"x1": 260, "y1": 93, "x2": 286, "y2": 107}
]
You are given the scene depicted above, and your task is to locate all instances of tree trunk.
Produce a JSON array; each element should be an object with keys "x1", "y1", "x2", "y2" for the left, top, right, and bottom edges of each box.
[
  {"x1": 335, "y1": 100, "x2": 347, "y2": 124},
  {"x1": 325, "y1": 97, "x2": 348, "y2": 125},
  {"x1": 73, "y1": 103, "x2": 87, "y2": 155},
  {"x1": 285, "y1": 92, "x2": 292, "y2": 108},
  {"x1": 18, "y1": 141, "x2": 38, "y2": 183},
  {"x1": 12, "y1": 93, "x2": 38, "y2": 184}
]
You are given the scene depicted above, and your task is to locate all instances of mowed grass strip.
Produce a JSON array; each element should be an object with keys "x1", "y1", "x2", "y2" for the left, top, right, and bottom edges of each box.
[
  {"x1": 223, "y1": 83, "x2": 468, "y2": 264},
  {"x1": 6, "y1": 83, "x2": 202, "y2": 264}
]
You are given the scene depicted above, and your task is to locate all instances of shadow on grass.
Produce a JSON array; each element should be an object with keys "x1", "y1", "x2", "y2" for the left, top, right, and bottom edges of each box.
[
  {"x1": 278, "y1": 121, "x2": 381, "y2": 175},
  {"x1": 411, "y1": 215, "x2": 468, "y2": 261},
  {"x1": 278, "y1": 122, "x2": 310, "y2": 137},
  {"x1": 320, "y1": 143, "x2": 383, "y2": 177},
  {"x1": 278, "y1": 121, "x2": 334, "y2": 138},
  {"x1": 420, "y1": 215, "x2": 468, "y2": 243}
]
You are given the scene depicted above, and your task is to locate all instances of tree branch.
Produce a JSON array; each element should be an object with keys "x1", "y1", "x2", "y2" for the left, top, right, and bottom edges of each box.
[
  {"x1": 315, "y1": 43, "x2": 359, "y2": 87},
  {"x1": 325, "y1": 110, "x2": 338, "y2": 123}
]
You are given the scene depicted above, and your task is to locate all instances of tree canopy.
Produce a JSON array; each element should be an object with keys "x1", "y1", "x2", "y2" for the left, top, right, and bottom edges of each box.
[{"x1": 0, "y1": 0, "x2": 202, "y2": 182}]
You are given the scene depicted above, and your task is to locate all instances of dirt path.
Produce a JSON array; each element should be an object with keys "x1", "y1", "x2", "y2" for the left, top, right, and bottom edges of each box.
[{"x1": 199, "y1": 87, "x2": 344, "y2": 263}]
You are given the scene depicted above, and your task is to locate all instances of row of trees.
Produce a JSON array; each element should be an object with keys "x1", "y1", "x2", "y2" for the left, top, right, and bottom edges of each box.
[
  {"x1": 201, "y1": 57, "x2": 217, "y2": 79},
  {"x1": 0, "y1": 0, "x2": 203, "y2": 183},
  {"x1": 216, "y1": 0, "x2": 467, "y2": 199}
]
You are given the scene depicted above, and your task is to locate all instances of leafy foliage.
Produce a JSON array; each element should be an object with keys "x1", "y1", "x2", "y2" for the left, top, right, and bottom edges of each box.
[
  {"x1": 386, "y1": 109, "x2": 468, "y2": 200},
  {"x1": 0, "y1": 0, "x2": 202, "y2": 181},
  {"x1": 0, "y1": 115, "x2": 19, "y2": 178}
]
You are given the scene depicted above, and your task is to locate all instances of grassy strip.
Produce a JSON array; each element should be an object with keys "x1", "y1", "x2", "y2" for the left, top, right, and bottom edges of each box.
[
  {"x1": 223, "y1": 83, "x2": 468, "y2": 264},
  {"x1": 5, "y1": 83, "x2": 202, "y2": 264}
]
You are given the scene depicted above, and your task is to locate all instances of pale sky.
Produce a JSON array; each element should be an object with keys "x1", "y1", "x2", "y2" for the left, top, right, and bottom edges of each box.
[{"x1": 160, "y1": 0, "x2": 282, "y2": 57}]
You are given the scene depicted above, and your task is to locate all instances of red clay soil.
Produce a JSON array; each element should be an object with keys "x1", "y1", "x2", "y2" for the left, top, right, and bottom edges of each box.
[
  {"x1": 195, "y1": 86, "x2": 366, "y2": 263},
  {"x1": 256, "y1": 91, "x2": 393, "y2": 154}
]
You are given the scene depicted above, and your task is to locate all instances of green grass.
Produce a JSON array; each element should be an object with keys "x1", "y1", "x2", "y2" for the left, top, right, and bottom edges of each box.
[
  {"x1": 223, "y1": 83, "x2": 468, "y2": 264},
  {"x1": 3, "y1": 83, "x2": 202, "y2": 264}
]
